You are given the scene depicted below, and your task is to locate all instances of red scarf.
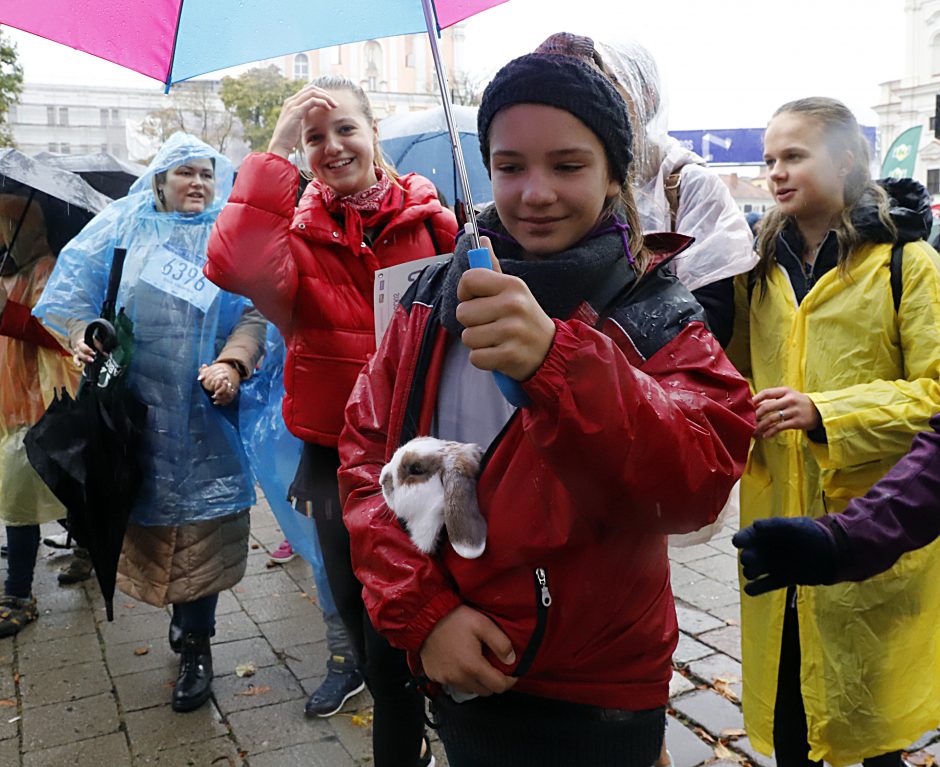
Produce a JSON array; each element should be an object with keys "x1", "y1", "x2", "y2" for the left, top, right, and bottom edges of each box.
[{"x1": 313, "y1": 168, "x2": 403, "y2": 260}]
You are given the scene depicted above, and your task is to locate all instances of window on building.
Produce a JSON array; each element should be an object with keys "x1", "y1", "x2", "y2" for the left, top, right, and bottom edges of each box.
[
  {"x1": 928, "y1": 168, "x2": 940, "y2": 195},
  {"x1": 100, "y1": 108, "x2": 109, "y2": 126},
  {"x1": 404, "y1": 36, "x2": 415, "y2": 68},
  {"x1": 46, "y1": 107, "x2": 55, "y2": 126},
  {"x1": 110, "y1": 108, "x2": 120, "y2": 123},
  {"x1": 48, "y1": 142, "x2": 58, "y2": 153},
  {"x1": 294, "y1": 53, "x2": 309, "y2": 81},
  {"x1": 329, "y1": 45, "x2": 342, "y2": 66},
  {"x1": 58, "y1": 107, "x2": 69, "y2": 126},
  {"x1": 933, "y1": 34, "x2": 940, "y2": 75},
  {"x1": 60, "y1": 143, "x2": 70, "y2": 154},
  {"x1": 743, "y1": 204, "x2": 753, "y2": 213},
  {"x1": 364, "y1": 40, "x2": 382, "y2": 85}
]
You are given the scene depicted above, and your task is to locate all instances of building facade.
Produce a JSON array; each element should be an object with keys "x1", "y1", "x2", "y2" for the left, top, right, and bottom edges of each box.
[
  {"x1": 10, "y1": 26, "x2": 471, "y2": 164},
  {"x1": 873, "y1": 0, "x2": 940, "y2": 194}
]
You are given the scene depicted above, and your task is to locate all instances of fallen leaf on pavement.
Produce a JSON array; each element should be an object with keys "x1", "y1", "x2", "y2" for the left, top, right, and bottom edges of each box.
[
  {"x1": 0, "y1": 699, "x2": 15, "y2": 707},
  {"x1": 250, "y1": 544, "x2": 260, "y2": 550},
  {"x1": 133, "y1": 647, "x2": 149, "y2": 656},
  {"x1": 12, "y1": 673, "x2": 19, "y2": 684},
  {"x1": 693, "y1": 726, "x2": 716, "y2": 744},
  {"x1": 351, "y1": 712, "x2": 374, "y2": 727},
  {"x1": 265, "y1": 560, "x2": 278, "y2": 569},
  {"x1": 235, "y1": 663, "x2": 256, "y2": 678},
  {"x1": 714, "y1": 743, "x2": 746, "y2": 763},
  {"x1": 713, "y1": 676, "x2": 740, "y2": 703},
  {"x1": 210, "y1": 756, "x2": 236, "y2": 766},
  {"x1": 235, "y1": 684, "x2": 272, "y2": 697},
  {"x1": 906, "y1": 751, "x2": 937, "y2": 767},
  {"x1": 720, "y1": 727, "x2": 747, "y2": 738},
  {"x1": 724, "y1": 617, "x2": 739, "y2": 625}
]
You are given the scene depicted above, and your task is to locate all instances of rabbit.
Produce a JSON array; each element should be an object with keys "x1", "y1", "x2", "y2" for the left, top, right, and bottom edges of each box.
[{"x1": 380, "y1": 436, "x2": 487, "y2": 559}]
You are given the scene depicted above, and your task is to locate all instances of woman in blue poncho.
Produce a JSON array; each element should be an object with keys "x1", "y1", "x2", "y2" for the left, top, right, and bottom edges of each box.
[{"x1": 34, "y1": 133, "x2": 265, "y2": 713}]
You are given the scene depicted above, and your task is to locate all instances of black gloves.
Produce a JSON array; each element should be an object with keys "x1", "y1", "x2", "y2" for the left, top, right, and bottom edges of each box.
[{"x1": 732, "y1": 517, "x2": 840, "y2": 596}]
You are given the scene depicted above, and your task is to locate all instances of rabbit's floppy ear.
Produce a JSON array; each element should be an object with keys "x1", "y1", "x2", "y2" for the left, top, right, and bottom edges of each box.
[{"x1": 442, "y1": 444, "x2": 486, "y2": 559}]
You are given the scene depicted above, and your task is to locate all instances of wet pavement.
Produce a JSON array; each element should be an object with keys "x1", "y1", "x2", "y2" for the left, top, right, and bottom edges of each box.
[{"x1": 0, "y1": 499, "x2": 938, "y2": 766}]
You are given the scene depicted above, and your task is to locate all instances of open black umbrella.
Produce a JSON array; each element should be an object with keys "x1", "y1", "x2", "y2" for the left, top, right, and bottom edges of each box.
[
  {"x1": 33, "y1": 152, "x2": 145, "y2": 201},
  {"x1": 0, "y1": 149, "x2": 112, "y2": 258},
  {"x1": 25, "y1": 247, "x2": 147, "y2": 620}
]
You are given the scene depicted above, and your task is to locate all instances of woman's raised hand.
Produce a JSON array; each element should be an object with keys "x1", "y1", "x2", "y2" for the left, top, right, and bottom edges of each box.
[{"x1": 267, "y1": 86, "x2": 339, "y2": 159}]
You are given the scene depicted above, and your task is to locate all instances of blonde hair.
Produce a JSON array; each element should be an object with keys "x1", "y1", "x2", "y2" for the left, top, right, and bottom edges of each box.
[
  {"x1": 601, "y1": 183, "x2": 650, "y2": 275},
  {"x1": 754, "y1": 97, "x2": 895, "y2": 296},
  {"x1": 299, "y1": 75, "x2": 398, "y2": 184}
]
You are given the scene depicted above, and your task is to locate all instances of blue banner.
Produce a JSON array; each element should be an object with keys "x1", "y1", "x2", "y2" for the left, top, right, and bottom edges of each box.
[{"x1": 668, "y1": 127, "x2": 877, "y2": 166}]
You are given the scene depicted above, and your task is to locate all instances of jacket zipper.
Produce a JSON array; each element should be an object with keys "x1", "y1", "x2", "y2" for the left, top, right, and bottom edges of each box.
[{"x1": 513, "y1": 567, "x2": 552, "y2": 678}]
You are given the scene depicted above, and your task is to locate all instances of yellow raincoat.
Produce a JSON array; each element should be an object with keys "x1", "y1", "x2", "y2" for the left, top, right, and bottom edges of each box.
[
  {"x1": 0, "y1": 196, "x2": 80, "y2": 526},
  {"x1": 730, "y1": 238, "x2": 940, "y2": 764}
]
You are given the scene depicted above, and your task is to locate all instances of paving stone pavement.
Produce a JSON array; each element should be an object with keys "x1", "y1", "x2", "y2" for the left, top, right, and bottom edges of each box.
[{"x1": 1, "y1": 501, "x2": 938, "y2": 766}]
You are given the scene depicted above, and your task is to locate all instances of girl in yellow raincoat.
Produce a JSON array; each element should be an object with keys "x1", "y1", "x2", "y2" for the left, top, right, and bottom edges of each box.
[
  {"x1": 0, "y1": 195, "x2": 80, "y2": 636},
  {"x1": 729, "y1": 97, "x2": 940, "y2": 766}
]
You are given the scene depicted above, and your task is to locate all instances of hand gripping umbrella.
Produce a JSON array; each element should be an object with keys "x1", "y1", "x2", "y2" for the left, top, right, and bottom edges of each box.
[
  {"x1": 5, "y1": 0, "x2": 528, "y2": 405},
  {"x1": 25, "y1": 248, "x2": 147, "y2": 621}
]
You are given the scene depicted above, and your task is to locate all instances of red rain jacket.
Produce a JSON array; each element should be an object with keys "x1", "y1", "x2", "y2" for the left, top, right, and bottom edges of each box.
[
  {"x1": 205, "y1": 152, "x2": 456, "y2": 445},
  {"x1": 339, "y1": 246, "x2": 755, "y2": 711}
]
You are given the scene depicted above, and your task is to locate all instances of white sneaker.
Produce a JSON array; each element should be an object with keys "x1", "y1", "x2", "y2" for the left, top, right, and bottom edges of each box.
[{"x1": 43, "y1": 532, "x2": 73, "y2": 549}]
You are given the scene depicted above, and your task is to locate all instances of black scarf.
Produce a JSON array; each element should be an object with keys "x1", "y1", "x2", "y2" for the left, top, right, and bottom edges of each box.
[{"x1": 440, "y1": 206, "x2": 634, "y2": 336}]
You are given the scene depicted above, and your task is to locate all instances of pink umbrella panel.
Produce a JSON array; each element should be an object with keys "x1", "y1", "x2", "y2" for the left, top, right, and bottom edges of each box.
[{"x1": 2, "y1": 0, "x2": 506, "y2": 87}]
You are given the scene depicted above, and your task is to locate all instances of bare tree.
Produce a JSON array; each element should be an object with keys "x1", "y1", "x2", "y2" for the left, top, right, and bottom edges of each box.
[{"x1": 140, "y1": 82, "x2": 236, "y2": 153}]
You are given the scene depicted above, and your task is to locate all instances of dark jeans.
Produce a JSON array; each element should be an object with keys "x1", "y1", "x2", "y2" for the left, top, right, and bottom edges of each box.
[
  {"x1": 4, "y1": 525, "x2": 40, "y2": 599},
  {"x1": 172, "y1": 593, "x2": 219, "y2": 634},
  {"x1": 774, "y1": 589, "x2": 902, "y2": 767},
  {"x1": 293, "y1": 443, "x2": 426, "y2": 767},
  {"x1": 432, "y1": 692, "x2": 665, "y2": 767}
]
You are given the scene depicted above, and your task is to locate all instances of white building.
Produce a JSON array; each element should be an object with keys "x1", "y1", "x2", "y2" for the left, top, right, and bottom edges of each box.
[
  {"x1": 872, "y1": 0, "x2": 940, "y2": 195},
  {"x1": 10, "y1": 26, "x2": 471, "y2": 164}
]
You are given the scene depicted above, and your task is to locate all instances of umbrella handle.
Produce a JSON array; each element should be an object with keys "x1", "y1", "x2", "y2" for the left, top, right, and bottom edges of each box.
[
  {"x1": 84, "y1": 319, "x2": 118, "y2": 354},
  {"x1": 467, "y1": 247, "x2": 530, "y2": 408}
]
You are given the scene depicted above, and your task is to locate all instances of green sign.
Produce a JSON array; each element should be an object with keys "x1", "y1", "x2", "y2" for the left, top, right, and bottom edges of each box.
[{"x1": 881, "y1": 126, "x2": 923, "y2": 179}]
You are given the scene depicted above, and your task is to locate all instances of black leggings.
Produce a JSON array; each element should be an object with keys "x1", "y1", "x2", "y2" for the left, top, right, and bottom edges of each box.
[
  {"x1": 4, "y1": 525, "x2": 40, "y2": 599},
  {"x1": 294, "y1": 444, "x2": 425, "y2": 767},
  {"x1": 774, "y1": 589, "x2": 902, "y2": 767},
  {"x1": 432, "y1": 692, "x2": 664, "y2": 767}
]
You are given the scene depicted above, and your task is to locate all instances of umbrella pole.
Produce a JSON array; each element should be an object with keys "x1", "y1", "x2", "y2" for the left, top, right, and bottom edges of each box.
[
  {"x1": 0, "y1": 188, "x2": 36, "y2": 275},
  {"x1": 420, "y1": 0, "x2": 482, "y2": 249}
]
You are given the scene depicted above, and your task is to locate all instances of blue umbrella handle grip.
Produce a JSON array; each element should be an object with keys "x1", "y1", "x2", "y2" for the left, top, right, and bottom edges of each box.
[{"x1": 467, "y1": 247, "x2": 531, "y2": 408}]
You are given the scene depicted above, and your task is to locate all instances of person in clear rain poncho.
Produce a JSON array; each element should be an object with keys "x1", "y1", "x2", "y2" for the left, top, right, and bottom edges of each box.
[
  {"x1": 0, "y1": 194, "x2": 80, "y2": 638},
  {"x1": 34, "y1": 133, "x2": 265, "y2": 713},
  {"x1": 592, "y1": 37, "x2": 757, "y2": 347}
]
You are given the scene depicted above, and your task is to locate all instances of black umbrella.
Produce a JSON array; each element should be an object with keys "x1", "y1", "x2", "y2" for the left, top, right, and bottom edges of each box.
[
  {"x1": 33, "y1": 152, "x2": 145, "y2": 200},
  {"x1": 0, "y1": 149, "x2": 112, "y2": 256},
  {"x1": 25, "y1": 247, "x2": 147, "y2": 620}
]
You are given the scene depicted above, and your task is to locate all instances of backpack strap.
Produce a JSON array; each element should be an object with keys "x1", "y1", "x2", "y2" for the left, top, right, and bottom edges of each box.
[
  {"x1": 664, "y1": 171, "x2": 682, "y2": 232},
  {"x1": 890, "y1": 241, "x2": 904, "y2": 314},
  {"x1": 423, "y1": 218, "x2": 442, "y2": 255}
]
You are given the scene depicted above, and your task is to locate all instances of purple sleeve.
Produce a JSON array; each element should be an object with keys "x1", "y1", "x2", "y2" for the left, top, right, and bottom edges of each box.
[{"x1": 819, "y1": 413, "x2": 940, "y2": 582}]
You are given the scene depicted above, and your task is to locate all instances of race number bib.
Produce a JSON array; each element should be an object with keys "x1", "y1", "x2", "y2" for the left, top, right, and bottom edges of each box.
[{"x1": 139, "y1": 249, "x2": 219, "y2": 313}]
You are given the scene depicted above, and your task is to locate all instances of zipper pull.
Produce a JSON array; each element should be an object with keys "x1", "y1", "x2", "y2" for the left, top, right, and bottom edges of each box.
[{"x1": 535, "y1": 568, "x2": 552, "y2": 607}]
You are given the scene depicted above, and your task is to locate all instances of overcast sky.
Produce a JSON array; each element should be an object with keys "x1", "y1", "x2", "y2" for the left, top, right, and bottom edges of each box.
[{"x1": 3, "y1": 0, "x2": 907, "y2": 130}]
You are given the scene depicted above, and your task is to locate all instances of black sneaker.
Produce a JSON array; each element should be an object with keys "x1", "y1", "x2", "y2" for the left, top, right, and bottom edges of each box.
[{"x1": 304, "y1": 655, "x2": 365, "y2": 718}]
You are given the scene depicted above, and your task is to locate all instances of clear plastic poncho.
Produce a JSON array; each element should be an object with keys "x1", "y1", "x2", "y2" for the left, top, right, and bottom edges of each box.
[
  {"x1": 34, "y1": 133, "x2": 255, "y2": 527},
  {"x1": 596, "y1": 39, "x2": 757, "y2": 291}
]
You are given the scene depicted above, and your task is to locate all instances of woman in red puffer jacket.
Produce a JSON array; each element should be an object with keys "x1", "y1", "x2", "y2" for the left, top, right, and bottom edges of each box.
[{"x1": 206, "y1": 74, "x2": 455, "y2": 767}]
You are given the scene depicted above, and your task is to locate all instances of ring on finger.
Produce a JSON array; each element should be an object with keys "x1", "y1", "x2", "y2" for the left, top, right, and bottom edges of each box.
[{"x1": 778, "y1": 410, "x2": 786, "y2": 422}]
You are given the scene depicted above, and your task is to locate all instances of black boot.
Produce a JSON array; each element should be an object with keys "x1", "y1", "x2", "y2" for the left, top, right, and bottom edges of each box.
[{"x1": 172, "y1": 632, "x2": 213, "y2": 712}]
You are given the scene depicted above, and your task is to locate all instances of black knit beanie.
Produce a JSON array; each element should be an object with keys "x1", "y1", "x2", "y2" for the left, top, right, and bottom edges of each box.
[{"x1": 477, "y1": 47, "x2": 634, "y2": 183}]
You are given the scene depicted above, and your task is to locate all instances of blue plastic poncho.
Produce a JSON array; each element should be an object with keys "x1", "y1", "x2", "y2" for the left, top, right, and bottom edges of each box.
[
  {"x1": 239, "y1": 327, "x2": 327, "y2": 576},
  {"x1": 34, "y1": 133, "x2": 255, "y2": 526}
]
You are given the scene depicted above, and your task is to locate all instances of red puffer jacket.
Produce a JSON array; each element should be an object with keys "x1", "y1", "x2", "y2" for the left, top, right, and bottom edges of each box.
[
  {"x1": 339, "y1": 248, "x2": 755, "y2": 711},
  {"x1": 205, "y1": 152, "x2": 457, "y2": 445}
]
